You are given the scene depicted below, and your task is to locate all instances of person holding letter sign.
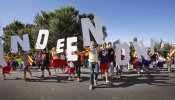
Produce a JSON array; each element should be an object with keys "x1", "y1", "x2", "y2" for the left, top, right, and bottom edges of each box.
[
  {"x1": 50, "y1": 47, "x2": 59, "y2": 74},
  {"x1": 88, "y1": 41, "x2": 99, "y2": 90},
  {"x1": 39, "y1": 48, "x2": 51, "y2": 78},
  {"x1": 107, "y1": 42, "x2": 115, "y2": 79},
  {"x1": 99, "y1": 43, "x2": 110, "y2": 83},
  {"x1": 19, "y1": 50, "x2": 32, "y2": 80},
  {"x1": 1, "y1": 56, "x2": 12, "y2": 80}
]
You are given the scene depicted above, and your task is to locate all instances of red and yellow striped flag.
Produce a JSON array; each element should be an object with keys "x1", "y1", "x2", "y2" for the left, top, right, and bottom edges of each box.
[
  {"x1": 170, "y1": 48, "x2": 175, "y2": 57},
  {"x1": 27, "y1": 55, "x2": 33, "y2": 66}
]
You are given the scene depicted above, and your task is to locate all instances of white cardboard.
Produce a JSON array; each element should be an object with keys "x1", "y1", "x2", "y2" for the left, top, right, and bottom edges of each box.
[
  {"x1": 11, "y1": 34, "x2": 30, "y2": 53},
  {"x1": 81, "y1": 17, "x2": 104, "y2": 46},
  {"x1": 56, "y1": 38, "x2": 65, "y2": 53},
  {"x1": 133, "y1": 42, "x2": 142, "y2": 59},
  {"x1": 67, "y1": 37, "x2": 77, "y2": 61},
  {"x1": 115, "y1": 43, "x2": 130, "y2": 65},
  {"x1": 35, "y1": 30, "x2": 49, "y2": 49},
  {"x1": 0, "y1": 38, "x2": 3, "y2": 66},
  {"x1": 139, "y1": 41, "x2": 149, "y2": 59},
  {"x1": 150, "y1": 38, "x2": 155, "y2": 54}
]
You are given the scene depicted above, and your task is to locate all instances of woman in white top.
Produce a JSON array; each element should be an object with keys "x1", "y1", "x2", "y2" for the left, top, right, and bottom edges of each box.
[
  {"x1": 157, "y1": 53, "x2": 166, "y2": 70},
  {"x1": 1, "y1": 56, "x2": 12, "y2": 80}
]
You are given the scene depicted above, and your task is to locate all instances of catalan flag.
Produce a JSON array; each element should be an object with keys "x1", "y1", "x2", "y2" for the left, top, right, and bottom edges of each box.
[
  {"x1": 170, "y1": 48, "x2": 175, "y2": 57},
  {"x1": 27, "y1": 55, "x2": 34, "y2": 66}
]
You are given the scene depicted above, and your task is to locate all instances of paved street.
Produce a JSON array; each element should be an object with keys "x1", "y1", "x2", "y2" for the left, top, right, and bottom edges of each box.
[{"x1": 0, "y1": 66, "x2": 175, "y2": 100}]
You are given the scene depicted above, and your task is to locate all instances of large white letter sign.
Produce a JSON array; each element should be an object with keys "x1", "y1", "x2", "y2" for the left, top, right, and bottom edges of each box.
[
  {"x1": 139, "y1": 41, "x2": 149, "y2": 59},
  {"x1": 150, "y1": 38, "x2": 155, "y2": 54},
  {"x1": 0, "y1": 38, "x2": 3, "y2": 66},
  {"x1": 11, "y1": 34, "x2": 30, "y2": 53},
  {"x1": 115, "y1": 43, "x2": 130, "y2": 65},
  {"x1": 56, "y1": 38, "x2": 65, "y2": 53},
  {"x1": 0, "y1": 24, "x2": 3, "y2": 66},
  {"x1": 35, "y1": 30, "x2": 49, "y2": 49},
  {"x1": 81, "y1": 17, "x2": 104, "y2": 46},
  {"x1": 67, "y1": 37, "x2": 77, "y2": 61},
  {"x1": 133, "y1": 42, "x2": 142, "y2": 59}
]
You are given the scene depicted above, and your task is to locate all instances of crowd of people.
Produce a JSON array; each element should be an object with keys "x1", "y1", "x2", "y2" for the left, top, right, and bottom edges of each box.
[{"x1": 1, "y1": 41, "x2": 175, "y2": 90}]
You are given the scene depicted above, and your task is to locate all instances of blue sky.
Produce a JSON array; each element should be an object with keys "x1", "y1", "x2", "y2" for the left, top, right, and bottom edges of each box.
[{"x1": 0, "y1": 0, "x2": 175, "y2": 46}]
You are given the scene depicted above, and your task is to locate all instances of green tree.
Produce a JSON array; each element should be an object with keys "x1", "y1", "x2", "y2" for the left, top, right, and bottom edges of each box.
[
  {"x1": 154, "y1": 38, "x2": 172, "y2": 57},
  {"x1": 133, "y1": 37, "x2": 137, "y2": 42},
  {"x1": 34, "y1": 5, "x2": 107, "y2": 50},
  {"x1": 154, "y1": 39, "x2": 163, "y2": 52},
  {"x1": 3, "y1": 20, "x2": 37, "y2": 53},
  {"x1": 162, "y1": 42, "x2": 172, "y2": 58}
]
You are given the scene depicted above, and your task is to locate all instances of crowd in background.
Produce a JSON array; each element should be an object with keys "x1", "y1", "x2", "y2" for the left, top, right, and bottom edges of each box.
[{"x1": 1, "y1": 41, "x2": 175, "y2": 90}]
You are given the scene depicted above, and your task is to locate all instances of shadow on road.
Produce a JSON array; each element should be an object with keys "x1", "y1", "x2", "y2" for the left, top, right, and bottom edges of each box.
[
  {"x1": 96, "y1": 70, "x2": 175, "y2": 89},
  {"x1": 20, "y1": 68, "x2": 175, "y2": 89}
]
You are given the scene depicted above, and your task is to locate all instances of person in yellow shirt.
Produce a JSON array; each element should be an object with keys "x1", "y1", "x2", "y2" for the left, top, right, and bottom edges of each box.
[{"x1": 88, "y1": 41, "x2": 99, "y2": 90}]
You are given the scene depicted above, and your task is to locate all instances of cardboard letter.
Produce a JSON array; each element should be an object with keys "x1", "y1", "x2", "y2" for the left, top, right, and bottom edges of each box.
[
  {"x1": 56, "y1": 38, "x2": 65, "y2": 53},
  {"x1": 139, "y1": 41, "x2": 149, "y2": 59},
  {"x1": 0, "y1": 38, "x2": 3, "y2": 66},
  {"x1": 67, "y1": 37, "x2": 77, "y2": 61},
  {"x1": 11, "y1": 34, "x2": 30, "y2": 53},
  {"x1": 115, "y1": 43, "x2": 130, "y2": 65},
  {"x1": 35, "y1": 30, "x2": 49, "y2": 49},
  {"x1": 81, "y1": 17, "x2": 104, "y2": 46},
  {"x1": 133, "y1": 42, "x2": 142, "y2": 59},
  {"x1": 150, "y1": 38, "x2": 155, "y2": 54}
]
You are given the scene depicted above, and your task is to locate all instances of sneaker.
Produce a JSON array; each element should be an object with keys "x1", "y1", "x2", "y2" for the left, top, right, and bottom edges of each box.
[
  {"x1": 89, "y1": 85, "x2": 94, "y2": 90},
  {"x1": 68, "y1": 78, "x2": 72, "y2": 81},
  {"x1": 106, "y1": 80, "x2": 110, "y2": 83},
  {"x1": 77, "y1": 78, "x2": 80, "y2": 82},
  {"x1": 137, "y1": 71, "x2": 140, "y2": 74},
  {"x1": 141, "y1": 70, "x2": 143, "y2": 72},
  {"x1": 94, "y1": 80, "x2": 97, "y2": 86}
]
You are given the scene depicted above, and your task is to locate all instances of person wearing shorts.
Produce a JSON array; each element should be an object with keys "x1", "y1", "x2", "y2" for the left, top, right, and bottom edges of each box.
[
  {"x1": 1, "y1": 56, "x2": 12, "y2": 80},
  {"x1": 39, "y1": 48, "x2": 51, "y2": 78},
  {"x1": 99, "y1": 43, "x2": 110, "y2": 83},
  {"x1": 20, "y1": 50, "x2": 32, "y2": 80}
]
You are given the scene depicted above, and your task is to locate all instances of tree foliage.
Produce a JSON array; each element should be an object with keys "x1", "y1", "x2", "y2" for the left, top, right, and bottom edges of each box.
[
  {"x1": 34, "y1": 5, "x2": 108, "y2": 50},
  {"x1": 3, "y1": 20, "x2": 37, "y2": 53}
]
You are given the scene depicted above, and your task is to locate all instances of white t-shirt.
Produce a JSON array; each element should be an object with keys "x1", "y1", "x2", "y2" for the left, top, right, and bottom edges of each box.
[
  {"x1": 68, "y1": 61, "x2": 74, "y2": 68},
  {"x1": 60, "y1": 54, "x2": 65, "y2": 60},
  {"x1": 53, "y1": 54, "x2": 59, "y2": 59},
  {"x1": 2, "y1": 59, "x2": 7, "y2": 67},
  {"x1": 158, "y1": 57, "x2": 166, "y2": 62}
]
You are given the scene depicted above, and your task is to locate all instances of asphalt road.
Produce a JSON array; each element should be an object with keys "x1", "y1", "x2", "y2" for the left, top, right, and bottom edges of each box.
[{"x1": 0, "y1": 65, "x2": 175, "y2": 100}]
